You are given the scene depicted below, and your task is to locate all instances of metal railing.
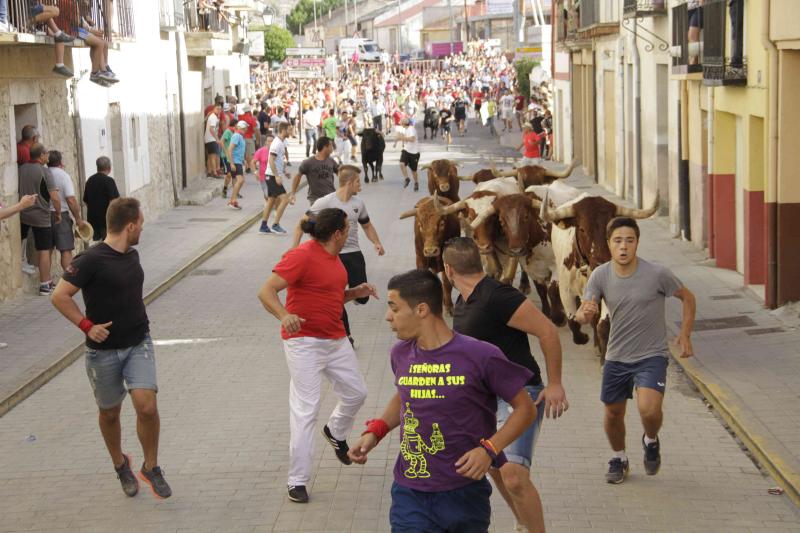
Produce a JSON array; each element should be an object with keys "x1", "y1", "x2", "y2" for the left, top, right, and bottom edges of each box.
[
  {"x1": 7, "y1": 0, "x2": 134, "y2": 40},
  {"x1": 623, "y1": 0, "x2": 667, "y2": 18},
  {"x1": 184, "y1": 0, "x2": 231, "y2": 33},
  {"x1": 702, "y1": 0, "x2": 746, "y2": 85},
  {"x1": 159, "y1": 0, "x2": 186, "y2": 29}
]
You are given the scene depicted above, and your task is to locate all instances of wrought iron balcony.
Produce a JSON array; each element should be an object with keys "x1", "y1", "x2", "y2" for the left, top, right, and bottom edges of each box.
[
  {"x1": 4, "y1": 0, "x2": 135, "y2": 42},
  {"x1": 159, "y1": 0, "x2": 186, "y2": 30},
  {"x1": 576, "y1": 0, "x2": 618, "y2": 39},
  {"x1": 623, "y1": 0, "x2": 667, "y2": 19},
  {"x1": 702, "y1": 0, "x2": 746, "y2": 86},
  {"x1": 670, "y1": 2, "x2": 702, "y2": 75},
  {"x1": 184, "y1": 0, "x2": 231, "y2": 34}
]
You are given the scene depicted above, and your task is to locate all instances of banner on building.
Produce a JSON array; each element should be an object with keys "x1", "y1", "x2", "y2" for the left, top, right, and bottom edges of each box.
[
  {"x1": 248, "y1": 31, "x2": 265, "y2": 57},
  {"x1": 487, "y1": 0, "x2": 514, "y2": 15}
]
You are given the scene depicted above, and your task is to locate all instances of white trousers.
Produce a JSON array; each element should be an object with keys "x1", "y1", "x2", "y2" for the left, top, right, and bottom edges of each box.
[{"x1": 283, "y1": 336, "x2": 368, "y2": 485}]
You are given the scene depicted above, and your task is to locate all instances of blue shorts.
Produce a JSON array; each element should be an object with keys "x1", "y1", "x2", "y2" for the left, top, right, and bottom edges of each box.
[
  {"x1": 85, "y1": 334, "x2": 157, "y2": 409},
  {"x1": 497, "y1": 384, "x2": 545, "y2": 468},
  {"x1": 601, "y1": 356, "x2": 668, "y2": 404},
  {"x1": 30, "y1": 4, "x2": 44, "y2": 16},
  {"x1": 389, "y1": 478, "x2": 491, "y2": 533}
]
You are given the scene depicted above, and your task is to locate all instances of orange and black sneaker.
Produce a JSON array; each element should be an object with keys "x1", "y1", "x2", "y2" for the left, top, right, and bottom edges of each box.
[
  {"x1": 138, "y1": 463, "x2": 172, "y2": 499},
  {"x1": 114, "y1": 454, "x2": 139, "y2": 497}
]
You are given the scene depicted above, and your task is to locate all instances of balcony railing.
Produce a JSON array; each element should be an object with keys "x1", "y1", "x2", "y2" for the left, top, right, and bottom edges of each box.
[
  {"x1": 702, "y1": 0, "x2": 746, "y2": 86},
  {"x1": 623, "y1": 0, "x2": 667, "y2": 19},
  {"x1": 670, "y1": 2, "x2": 702, "y2": 74},
  {"x1": 159, "y1": 0, "x2": 186, "y2": 29},
  {"x1": 7, "y1": 0, "x2": 135, "y2": 41},
  {"x1": 184, "y1": 0, "x2": 231, "y2": 33}
]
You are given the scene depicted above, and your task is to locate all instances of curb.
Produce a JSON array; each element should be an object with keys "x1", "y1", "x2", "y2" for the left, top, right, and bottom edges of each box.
[
  {"x1": 0, "y1": 209, "x2": 263, "y2": 418},
  {"x1": 671, "y1": 348, "x2": 800, "y2": 508}
]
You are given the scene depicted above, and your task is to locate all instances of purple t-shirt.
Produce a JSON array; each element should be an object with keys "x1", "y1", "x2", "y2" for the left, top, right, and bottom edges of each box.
[{"x1": 390, "y1": 332, "x2": 532, "y2": 492}]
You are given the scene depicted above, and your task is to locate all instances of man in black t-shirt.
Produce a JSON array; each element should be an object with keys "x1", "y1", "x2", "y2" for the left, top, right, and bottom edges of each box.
[
  {"x1": 453, "y1": 94, "x2": 468, "y2": 136},
  {"x1": 83, "y1": 156, "x2": 119, "y2": 241},
  {"x1": 51, "y1": 197, "x2": 172, "y2": 500},
  {"x1": 443, "y1": 237, "x2": 568, "y2": 533}
]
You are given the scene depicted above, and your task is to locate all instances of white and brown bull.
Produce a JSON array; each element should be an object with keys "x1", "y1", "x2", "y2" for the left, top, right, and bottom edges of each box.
[
  {"x1": 541, "y1": 192, "x2": 659, "y2": 356},
  {"x1": 399, "y1": 194, "x2": 462, "y2": 315},
  {"x1": 420, "y1": 159, "x2": 462, "y2": 203}
]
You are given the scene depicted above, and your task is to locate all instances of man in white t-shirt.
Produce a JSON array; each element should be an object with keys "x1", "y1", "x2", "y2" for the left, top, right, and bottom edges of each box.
[
  {"x1": 500, "y1": 90, "x2": 515, "y2": 132},
  {"x1": 395, "y1": 117, "x2": 421, "y2": 192},
  {"x1": 47, "y1": 150, "x2": 84, "y2": 269},
  {"x1": 204, "y1": 103, "x2": 222, "y2": 177},
  {"x1": 292, "y1": 165, "x2": 385, "y2": 345}
]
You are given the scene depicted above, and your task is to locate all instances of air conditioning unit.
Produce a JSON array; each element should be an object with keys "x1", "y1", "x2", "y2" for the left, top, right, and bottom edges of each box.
[{"x1": 233, "y1": 40, "x2": 251, "y2": 55}]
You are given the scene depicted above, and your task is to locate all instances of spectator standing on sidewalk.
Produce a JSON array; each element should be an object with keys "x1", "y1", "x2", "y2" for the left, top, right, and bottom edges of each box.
[
  {"x1": 348, "y1": 269, "x2": 536, "y2": 532},
  {"x1": 204, "y1": 102, "x2": 222, "y2": 178},
  {"x1": 444, "y1": 237, "x2": 568, "y2": 533},
  {"x1": 257, "y1": 102, "x2": 270, "y2": 145},
  {"x1": 258, "y1": 207, "x2": 374, "y2": 504},
  {"x1": 302, "y1": 103, "x2": 321, "y2": 158},
  {"x1": 260, "y1": 122, "x2": 291, "y2": 234},
  {"x1": 239, "y1": 104, "x2": 260, "y2": 175},
  {"x1": 19, "y1": 143, "x2": 60, "y2": 295},
  {"x1": 576, "y1": 217, "x2": 696, "y2": 484},
  {"x1": 83, "y1": 156, "x2": 120, "y2": 242},
  {"x1": 289, "y1": 136, "x2": 338, "y2": 206},
  {"x1": 47, "y1": 150, "x2": 85, "y2": 271},
  {"x1": 29, "y1": 1, "x2": 75, "y2": 77},
  {"x1": 52, "y1": 197, "x2": 172, "y2": 500}
]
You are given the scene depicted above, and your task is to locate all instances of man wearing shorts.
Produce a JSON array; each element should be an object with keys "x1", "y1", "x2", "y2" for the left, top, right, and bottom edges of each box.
[
  {"x1": 225, "y1": 121, "x2": 247, "y2": 210},
  {"x1": 289, "y1": 136, "x2": 338, "y2": 207},
  {"x1": 453, "y1": 92, "x2": 468, "y2": 136},
  {"x1": 52, "y1": 197, "x2": 172, "y2": 499},
  {"x1": 239, "y1": 104, "x2": 260, "y2": 174},
  {"x1": 262, "y1": 122, "x2": 292, "y2": 234},
  {"x1": 444, "y1": 237, "x2": 568, "y2": 533},
  {"x1": 397, "y1": 117, "x2": 420, "y2": 192},
  {"x1": 576, "y1": 217, "x2": 696, "y2": 484},
  {"x1": 348, "y1": 269, "x2": 536, "y2": 532},
  {"x1": 47, "y1": 150, "x2": 84, "y2": 272},
  {"x1": 204, "y1": 102, "x2": 222, "y2": 178}
]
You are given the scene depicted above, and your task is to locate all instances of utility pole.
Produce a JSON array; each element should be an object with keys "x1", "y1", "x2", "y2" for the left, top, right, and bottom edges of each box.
[
  {"x1": 447, "y1": 0, "x2": 454, "y2": 55},
  {"x1": 463, "y1": 0, "x2": 469, "y2": 42},
  {"x1": 313, "y1": 0, "x2": 317, "y2": 31}
]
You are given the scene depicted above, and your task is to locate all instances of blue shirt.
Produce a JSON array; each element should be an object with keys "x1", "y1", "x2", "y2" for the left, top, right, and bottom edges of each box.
[{"x1": 230, "y1": 133, "x2": 246, "y2": 164}]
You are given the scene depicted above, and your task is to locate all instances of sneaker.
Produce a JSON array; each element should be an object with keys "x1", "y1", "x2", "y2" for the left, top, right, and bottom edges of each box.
[
  {"x1": 221, "y1": 186, "x2": 228, "y2": 198},
  {"x1": 413, "y1": 182, "x2": 419, "y2": 192},
  {"x1": 38, "y1": 282, "x2": 53, "y2": 296},
  {"x1": 259, "y1": 221, "x2": 271, "y2": 234},
  {"x1": 52, "y1": 65, "x2": 74, "y2": 78},
  {"x1": 322, "y1": 425, "x2": 352, "y2": 465},
  {"x1": 403, "y1": 177, "x2": 410, "y2": 189},
  {"x1": 138, "y1": 464, "x2": 172, "y2": 499},
  {"x1": 287, "y1": 484, "x2": 309, "y2": 503},
  {"x1": 642, "y1": 435, "x2": 661, "y2": 475},
  {"x1": 605, "y1": 457, "x2": 629, "y2": 484},
  {"x1": 227, "y1": 201, "x2": 241, "y2": 210},
  {"x1": 89, "y1": 71, "x2": 111, "y2": 87},
  {"x1": 271, "y1": 223, "x2": 287, "y2": 235},
  {"x1": 0, "y1": 20, "x2": 16, "y2": 33},
  {"x1": 21, "y1": 263, "x2": 36, "y2": 275},
  {"x1": 53, "y1": 32, "x2": 75, "y2": 43},
  {"x1": 98, "y1": 70, "x2": 119, "y2": 84},
  {"x1": 114, "y1": 454, "x2": 139, "y2": 497}
]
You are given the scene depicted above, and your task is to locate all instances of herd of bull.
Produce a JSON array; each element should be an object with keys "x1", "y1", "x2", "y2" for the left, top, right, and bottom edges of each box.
[{"x1": 398, "y1": 159, "x2": 660, "y2": 359}]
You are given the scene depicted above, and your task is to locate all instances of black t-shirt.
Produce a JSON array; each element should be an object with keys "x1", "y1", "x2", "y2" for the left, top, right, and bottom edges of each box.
[
  {"x1": 453, "y1": 276, "x2": 543, "y2": 386},
  {"x1": 454, "y1": 99, "x2": 467, "y2": 115},
  {"x1": 63, "y1": 243, "x2": 149, "y2": 349},
  {"x1": 83, "y1": 173, "x2": 120, "y2": 230},
  {"x1": 257, "y1": 110, "x2": 270, "y2": 134}
]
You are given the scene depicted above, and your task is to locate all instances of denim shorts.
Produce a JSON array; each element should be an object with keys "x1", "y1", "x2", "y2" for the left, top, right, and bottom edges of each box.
[
  {"x1": 85, "y1": 334, "x2": 157, "y2": 409},
  {"x1": 601, "y1": 356, "x2": 668, "y2": 404},
  {"x1": 496, "y1": 384, "x2": 545, "y2": 468},
  {"x1": 389, "y1": 478, "x2": 491, "y2": 532}
]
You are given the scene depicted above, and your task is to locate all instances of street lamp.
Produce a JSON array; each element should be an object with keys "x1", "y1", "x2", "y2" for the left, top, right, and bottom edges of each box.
[{"x1": 261, "y1": 6, "x2": 275, "y2": 26}]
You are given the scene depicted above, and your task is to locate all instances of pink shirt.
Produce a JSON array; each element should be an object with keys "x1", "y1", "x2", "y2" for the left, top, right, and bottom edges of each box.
[{"x1": 253, "y1": 146, "x2": 270, "y2": 182}]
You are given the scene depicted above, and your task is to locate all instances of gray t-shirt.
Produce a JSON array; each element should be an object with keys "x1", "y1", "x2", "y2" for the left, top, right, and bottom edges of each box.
[
  {"x1": 583, "y1": 258, "x2": 683, "y2": 364},
  {"x1": 18, "y1": 163, "x2": 57, "y2": 227},
  {"x1": 309, "y1": 192, "x2": 369, "y2": 254},
  {"x1": 298, "y1": 156, "x2": 338, "y2": 204}
]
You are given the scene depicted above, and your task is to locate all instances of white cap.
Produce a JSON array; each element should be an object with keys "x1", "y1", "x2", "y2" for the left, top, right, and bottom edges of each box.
[{"x1": 236, "y1": 120, "x2": 248, "y2": 130}]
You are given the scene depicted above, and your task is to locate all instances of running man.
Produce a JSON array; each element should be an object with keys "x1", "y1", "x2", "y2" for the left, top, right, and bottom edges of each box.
[
  {"x1": 438, "y1": 104, "x2": 454, "y2": 150},
  {"x1": 348, "y1": 269, "x2": 536, "y2": 532},
  {"x1": 396, "y1": 117, "x2": 420, "y2": 192},
  {"x1": 225, "y1": 121, "x2": 247, "y2": 210},
  {"x1": 258, "y1": 208, "x2": 375, "y2": 504},
  {"x1": 51, "y1": 198, "x2": 172, "y2": 499},
  {"x1": 262, "y1": 122, "x2": 292, "y2": 234},
  {"x1": 444, "y1": 237, "x2": 567, "y2": 533},
  {"x1": 576, "y1": 217, "x2": 696, "y2": 484},
  {"x1": 453, "y1": 91, "x2": 468, "y2": 136},
  {"x1": 293, "y1": 165, "x2": 385, "y2": 346},
  {"x1": 289, "y1": 136, "x2": 339, "y2": 206}
]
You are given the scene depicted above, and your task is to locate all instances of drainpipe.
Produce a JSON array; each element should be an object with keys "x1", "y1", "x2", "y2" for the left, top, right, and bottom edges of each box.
[
  {"x1": 761, "y1": 0, "x2": 778, "y2": 307},
  {"x1": 616, "y1": 36, "x2": 625, "y2": 197},
  {"x1": 632, "y1": 22, "x2": 642, "y2": 208},
  {"x1": 175, "y1": 31, "x2": 188, "y2": 189},
  {"x1": 679, "y1": 79, "x2": 691, "y2": 241},
  {"x1": 707, "y1": 82, "x2": 714, "y2": 251},
  {"x1": 69, "y1": 73, "x2": 88, "y2": 219}
]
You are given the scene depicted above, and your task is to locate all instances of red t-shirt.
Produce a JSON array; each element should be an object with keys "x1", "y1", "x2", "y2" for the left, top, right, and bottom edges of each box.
[
  {"x1": 392, "y1": 110, "x2": 404, "y2": 125},
  {"x1": 240, "y1": 113, "x2": 258, "y2": 139},
  {"x1": 523, "y1": 131, "x2": 542, "y2": 158},
  {"x1": 16, "y1": 142, "x2": 30, "y2": 165},
  {"x1": 272, "y1": 239, "x2": 347, "y2": 340},
  {"x1": 472, "y1": 91, "x2": 483, "y2": 106},
  {"x1": 515, "y1": 95, "x2": 526, "y2": 111}
]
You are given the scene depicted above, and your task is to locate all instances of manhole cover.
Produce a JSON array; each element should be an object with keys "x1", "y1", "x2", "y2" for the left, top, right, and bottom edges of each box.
[
  {"x1": 709, "y1": 294, "x2": 743, "y2": 301},
  {"x1": 688, "y1": 316, "x2": 756, "y2": 332},
  {"x1": 188, "y1": 218, "x2": 228, "y2": 222},
  {"x1": 190, "y1": 269, "x2": 224, "y2": 276},
  {"x1": 745, "y1": 327, "x2": 785, "y2": 335}
]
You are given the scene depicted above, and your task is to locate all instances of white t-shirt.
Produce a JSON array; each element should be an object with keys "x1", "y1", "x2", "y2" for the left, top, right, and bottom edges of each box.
[
  {"x1": 403, "y1": 125, "x2": 419, "y2": 154},
  {"x1": 309, "y1": 192, "x2": 369, "y2": 254},
  {"x1": 48, "y1": 167, "x2": 74, "y2": 213},
  {"x1": 267, "y1": 136, "x2": 287, "y2": 177},
  {"x1": 204, "y1": 112, "x2": 219, "y2": 143},
  {"x1": 501, "y1": 94, "x2": 515, "y2": 111}
]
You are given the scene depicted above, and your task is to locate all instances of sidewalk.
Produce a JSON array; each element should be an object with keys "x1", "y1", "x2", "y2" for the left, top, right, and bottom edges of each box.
[
  {"x1": 561, "y1": 168, "x2": 800, "y2": 506},
  {"x1": 0, "y1": 139, "x2": 309, "y2": 416}
]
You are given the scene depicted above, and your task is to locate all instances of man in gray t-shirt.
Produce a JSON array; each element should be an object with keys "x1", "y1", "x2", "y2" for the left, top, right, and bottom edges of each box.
[
  {"x1": 576, "y1": 217, "x2": 696, "y2": 485},
  {"x1": 289, "y1": 136, "x2": 339, "y2": 205}
]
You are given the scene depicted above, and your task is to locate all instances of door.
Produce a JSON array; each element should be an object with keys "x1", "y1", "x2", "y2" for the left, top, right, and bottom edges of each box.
[{"x1": 603, "y1": 70, "x2": 616, "y2": 189}]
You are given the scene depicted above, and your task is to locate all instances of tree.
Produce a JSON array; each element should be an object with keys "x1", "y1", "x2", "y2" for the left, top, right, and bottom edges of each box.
[
  {"x1": 253, "y1": 25, "x2": 296, "y2": 64},
  {"x1": 514, "y1": 59, "x2": 538, "y2": 98},
  {"x1": 287, "y1": 0, "x2": 345, "y2": 35}
]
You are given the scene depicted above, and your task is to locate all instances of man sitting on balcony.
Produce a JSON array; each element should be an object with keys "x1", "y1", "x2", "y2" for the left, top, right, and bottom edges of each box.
[
  {"x1": 76, "y1": 0, "x2": 119, "y2": 86},
  {"x1": 29, "y1": 0, "x2": 75, "y2": 77}
]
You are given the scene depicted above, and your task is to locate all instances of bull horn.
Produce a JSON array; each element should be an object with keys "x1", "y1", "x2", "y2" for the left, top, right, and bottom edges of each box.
[
  {"x1": 530, "y1": 197, "x2": 542, "y2": 209},
  {"x1": 615, "y1": 190, "x2": 660, "y2": 219},
  {"x1": 446, "y1": 160, "x2": 463, "y2": 167},
  {"x1": 433, "y1": 193, "x2": 467, "y2": 215},
  {"x1": 419, "y1": 163, "x2": 431, "y2": 171},
  {"x1": 516, "y1": 172, "x2": 526, "y2": 192},
  {"x1": 540, "y1": 190, "x2": 576, "y2": 222},
  {"x1": 544, "y1": 159, "x2": 579, "y2": 179},
  {"x1": 469, "y1": 205, "x2": 496, "y2": 230},
  {"x1": 398, "y1": 207, "x2": 418, "y2": 220},
  {"x1": 495, "y1": 168, "x2": 518, "y2": 178},
  {"x1": 458, "y1": 174, "x2": 475, "y2": 181},
  {"x1": 487, "y1": 157, "x2": 498, "y2": 175}
]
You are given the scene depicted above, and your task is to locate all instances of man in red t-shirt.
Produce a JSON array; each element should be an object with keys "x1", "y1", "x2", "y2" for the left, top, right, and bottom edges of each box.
[
  {"x1": 238, "y1": 105, "x2": 260, "y2": 174},
  {"x1": 17, "y1": 125, "x2": 38, "y2": 165},
  {"x1": 258, "y1": 208, "x2": 377, "y2": 504},
  {"x1": 516, "y1": 122, "x2": 543, "y2": 166},
  {"x1": 514, "y1": 89, "x2": 527, "y2": 130}
]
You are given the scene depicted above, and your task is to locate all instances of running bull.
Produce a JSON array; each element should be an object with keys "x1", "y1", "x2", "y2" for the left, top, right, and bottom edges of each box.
[{"x1": 358, "y1": 128, "x2": 385, "y2": 183}]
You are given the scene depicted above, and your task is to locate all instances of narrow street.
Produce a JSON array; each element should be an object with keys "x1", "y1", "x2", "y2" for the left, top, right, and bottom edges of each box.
[{"x1": 0, "y1": 128, "x2": 797, "y2": 532}]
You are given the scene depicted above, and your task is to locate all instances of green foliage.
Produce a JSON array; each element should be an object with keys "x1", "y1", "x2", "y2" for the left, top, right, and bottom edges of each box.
[
  {"x1": 287, "y1": 0, "x2": 345, "y2": 35},
  {"x1": 252, "y1": 25, "x2": 296, "y2": 63},
  {"x1": 514, "y1": 59, "x2": 537, "y2": 98}
]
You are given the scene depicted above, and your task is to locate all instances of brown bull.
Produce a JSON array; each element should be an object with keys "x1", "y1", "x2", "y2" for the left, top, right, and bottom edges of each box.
[
  {"x1": 495, "y1": 159, "x2": 579, "y2": 188},
  {"x1": 458, "y1": 168, "x2": 500, "y2": 184},
  {"x1": 399, "y1": 194, "x2": 462, "y2": 315},
  {"x1": 420, "y1": 159, "x2": 461, "y2": 202}
]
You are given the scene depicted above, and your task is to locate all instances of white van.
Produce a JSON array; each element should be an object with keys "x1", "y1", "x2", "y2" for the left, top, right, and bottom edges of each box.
[{"x1": 338, "y1": 38, "x2": 382, "y2": 62}]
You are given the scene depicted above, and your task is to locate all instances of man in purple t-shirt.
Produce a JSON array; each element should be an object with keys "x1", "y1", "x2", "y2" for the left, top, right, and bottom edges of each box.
[{"x1": 349, "y1": 269, "x2": 535, "y2": 532}]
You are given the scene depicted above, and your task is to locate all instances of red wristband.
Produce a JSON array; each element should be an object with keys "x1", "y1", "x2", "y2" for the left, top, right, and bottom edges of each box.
[
  {"x1": 78, "y1": 318, "x2": 94, "y2": 335},
  {"x1": 362, "y1": 418, "x2": 390, "y2": 442}
]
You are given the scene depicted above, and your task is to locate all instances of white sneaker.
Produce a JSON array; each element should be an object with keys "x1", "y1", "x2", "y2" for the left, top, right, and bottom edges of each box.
[
  {"x1": 21, "y1": 264, "x2": 36, "y2": 275},
  {"x1": 0, "y1": 20, "x2": 15, "y2": 33}
]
